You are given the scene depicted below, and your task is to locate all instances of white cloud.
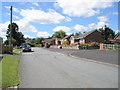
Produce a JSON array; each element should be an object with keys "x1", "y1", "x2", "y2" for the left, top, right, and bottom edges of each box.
[
  {"x1": 6, "y1": 13, "x2": 20, "y2": 19},
  {"x1": 88, "y1": 16, "x2": 109, "y2": 29},
  {"x1": 0, "y1": 21, "x2": 10, "y2": 41},
  {"x1": 112, "y1": 12, "x2": 118, "y2": 15},
  {"x1": 37, "y1": 32, "x2": 50, "y2": 37},
  {"x1": 88, "y1": 23, "x2": 97, "y2": 29},
  {"x1": 4, "y1": 6, "x2": 20, "y2": 13},
  {"x1": 73, "y1": 16, "x2": 109, "y2": 32},
  {"x1": 73, "y1": 24, "x2": 87, "y2": 31},
  {"x1": 66, "y1": 32, "x2": 72, "y2": 35},
  {"x1": 13, "y1": 15, "x2": 20, "y2": 19},
  {"x1": 4, "y1": 6, "x2": 10, "y2": 9},
  {"x1": 0, "y1": 19, "x2": 38, "y2": 36},
  {"x1": 115, "y1": 30, "x2": 120, "y2": 34},
  {"x1": 13, "y1": 7, "x2": 20, "y2": 13},
  {"x1": 20, "y1": 9, "x2": 71, "y2": 24},
  {"x1": 0, "y1": 21, "x2": 9, "y2": 34},
  {"x1": 53, "y1": 26, "x2": 71, "y2": 32},
  {"x1": 24, "y1": 35, "x2": 34, "y2": 38},
  {"x1": 0, "y1": 20, "x2": 38, "y2": 40},
  {"x1": 15, "y1": 19, "x2": 38, "y2": 33},
  {"x1": 97, "y1": 16, "x2": 108, "y2": 22},
  {"x1": 32, "y1": 2, "x2": 39, "y2": 6},
  {"x1": 55, "y1": 0, "x2": 114, "y2": 17},
  {"x1": 0, "y1": 35, "x2": 7, "y2": 41}
]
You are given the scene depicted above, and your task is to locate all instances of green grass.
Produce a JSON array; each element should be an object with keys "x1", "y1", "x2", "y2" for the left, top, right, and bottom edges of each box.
[
  {"x1": 0, "y1": 56, "x2": 20, "y2": 87},
  {"x1": 12, "y1": 49, "x2": 22, "y2": 55}
]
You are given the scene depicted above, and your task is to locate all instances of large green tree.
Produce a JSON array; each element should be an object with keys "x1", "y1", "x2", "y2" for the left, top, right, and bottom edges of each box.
[
  {"x1": 98, "y1": 25, "x2": 115, "y2": 43},
  {"x1": 52, "y1": 30, "x2": 66, "y2": 39},
  {"x1": 35, "y1": 38, "x2": 44, "y2": 44},
  {"x1": 75, "y1": 32, "x2": 82, "y2": 36},
  {"x1": 29, "y1": 38, "x2": 44, "y2": 44},
  {"x1": 6, "y1": 22, "x2": 25, "y2": 46}
]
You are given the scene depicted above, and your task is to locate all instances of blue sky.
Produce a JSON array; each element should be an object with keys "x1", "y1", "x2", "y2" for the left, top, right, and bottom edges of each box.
[{"x1": 0, "y1": 1, "x2": 119, "y2": 40}]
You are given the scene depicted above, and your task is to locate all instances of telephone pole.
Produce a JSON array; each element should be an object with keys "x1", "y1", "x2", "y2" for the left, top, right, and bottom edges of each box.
[{"x1": 9, "y1": 6, "x2": 12, "y2": 53}]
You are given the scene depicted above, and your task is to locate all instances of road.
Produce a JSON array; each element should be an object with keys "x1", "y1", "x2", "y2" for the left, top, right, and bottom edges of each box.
[
  {"x1": 19, "y1": 47, "x2": 118, "y2": 88},
  {"x1": 46, "y1": 48, "x2": 118, "y2": 65}
]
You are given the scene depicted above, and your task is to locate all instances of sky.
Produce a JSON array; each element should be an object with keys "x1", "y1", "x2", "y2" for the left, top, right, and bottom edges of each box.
[{"x1": 0, "y1": 0, "x2": 119, "y2": 41}]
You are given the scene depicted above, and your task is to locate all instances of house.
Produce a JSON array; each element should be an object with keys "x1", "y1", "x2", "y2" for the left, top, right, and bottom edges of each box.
[
  {"x1": 42, "y1": 39, "x2": 56, "y2": 45},
  {"x1": 114, "y1": 33, "x2": 120, "y2": 40},
  {"x1": 114, "y1": 33, "x2": 120, "y2": 42},
  {"x1": 0, "y1": 37, "x2": 3, "y2": 54},
  {"x1": 61, "y1": 34, "x2": 74, "y2": 45},
  {"x1": 55, "y1": 38, "x2": 61, "y2": 45},
  {"x1": 70, "y1": 30, "x2": 104, "y2": 44}
]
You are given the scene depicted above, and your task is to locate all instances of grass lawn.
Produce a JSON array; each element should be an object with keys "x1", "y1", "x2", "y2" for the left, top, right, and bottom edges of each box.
[
  {"x1": 12, "y1": 49, "x2": 22, "y2": 55},
  {"x1": 0, "y1": 56, "x2": 20, "y2": 87}
]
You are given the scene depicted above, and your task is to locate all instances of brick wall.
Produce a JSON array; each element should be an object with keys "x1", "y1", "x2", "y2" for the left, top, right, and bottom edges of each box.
[{"x1": 85, "y1": 30, "x2": 103, "y2": 43}]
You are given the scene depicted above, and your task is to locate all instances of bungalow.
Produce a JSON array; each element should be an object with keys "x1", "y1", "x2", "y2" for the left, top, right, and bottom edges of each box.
[
  {"x1": 114, "y1": 33, "x2": 120, "y2": 40},
  {"x1": 70, "y1": 30, "x2": 104, "y2": 44},
  {"x1": 61, "y1": 34, "x2": 74, "y2": 45},
  {"x1": 114, "y1": 33, "x2": 120, "y2": 42},
  {"x1": 42, "y1": 39, "x2": 56, "y2": 45}
]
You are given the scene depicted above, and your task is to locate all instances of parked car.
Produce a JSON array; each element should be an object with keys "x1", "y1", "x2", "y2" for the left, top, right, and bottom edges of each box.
[{"x1": 22, "y1": 45, "x2": 31, "y2": 52}]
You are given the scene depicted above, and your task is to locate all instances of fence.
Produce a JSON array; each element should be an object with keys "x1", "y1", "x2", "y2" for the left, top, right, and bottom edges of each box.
[
  {"x1": 103, "y1": 44, "x2": 120, "y2": 50},
  {"x1": 2, "y1": 44, "x2": 13, "y2": 53}
]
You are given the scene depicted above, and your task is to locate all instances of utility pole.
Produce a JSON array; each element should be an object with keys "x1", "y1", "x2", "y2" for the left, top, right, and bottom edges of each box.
[{"x1": 9, "y1": 6, "x2": 12, "y2": 53}]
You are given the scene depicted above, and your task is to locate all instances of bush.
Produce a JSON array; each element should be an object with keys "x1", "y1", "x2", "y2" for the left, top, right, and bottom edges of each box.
[
  {"x1": 35, "y1": 44, "x2": 43, "y2": 47},
  {"x1": 61, "y1": 44, "x2": 69, "y2": 47},
  {"x1": 78, "y1": 43, "x2": 100, "y2": 49},
  {"x1": 22, "y1": 43, "x2": 36, "y2": 47}
]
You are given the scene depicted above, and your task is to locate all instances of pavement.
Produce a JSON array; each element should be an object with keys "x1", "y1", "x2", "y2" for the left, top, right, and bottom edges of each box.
[
  {"x1": 46, "y1": 48, "x2": 119, "y2": 65},
  {"x1": 19, "y1": 47, "x2": 118, "y2": 88}
]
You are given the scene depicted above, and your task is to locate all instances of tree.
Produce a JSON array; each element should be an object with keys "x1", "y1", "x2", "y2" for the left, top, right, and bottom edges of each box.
[
  {"x1": 4, "y1": 38, "x2": 17, "y2": 46},
  {"x1": 35, "y1": 38, "x2": 44, "y2": 44},
  {"x1": 6, "y1": 22, "x2": 25, "y2": 46},
  {"x1": 75, "y1": 32, "x2": 82, "y2": 36},
  {"x1": 98, "y1": 25, "x2": 115, "y2": 43},
  {"x1": 52, "y1": 30, "x2": 66, "y2": 39},
  {"x1": 30, "y1": 38, "x2": 36, "y2": 43}
]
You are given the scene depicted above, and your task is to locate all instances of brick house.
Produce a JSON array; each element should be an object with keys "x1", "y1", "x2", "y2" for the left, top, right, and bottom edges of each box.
[
  {"x1": 42, "y1": 39, "x2": 56, "y2": 45},
  {"x1": 114, "y1": 33, "x2": 120, "y2": 40},
  {"x1": 70, "y1": 30, "x2": 104, "y2": 44},
  {"x1": 61, "y1": 34, "x2": 74, "y2": 45},
  {"x1": 114, "y1": 33, "x2": 120, "y2": 42}
]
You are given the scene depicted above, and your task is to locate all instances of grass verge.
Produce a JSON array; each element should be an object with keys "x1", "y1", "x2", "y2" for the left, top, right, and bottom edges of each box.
[
  {"x1": 0, "y1": 56, "x2": 20, "y2": 87},
  {"x1": 12, "y1": 49, "x2": 22, "y2": 55}
]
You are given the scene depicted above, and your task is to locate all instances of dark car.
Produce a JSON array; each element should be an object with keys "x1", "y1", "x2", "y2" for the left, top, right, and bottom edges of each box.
[{"x1": 22, "y1": 45, "x2": 31, "y2": 52}]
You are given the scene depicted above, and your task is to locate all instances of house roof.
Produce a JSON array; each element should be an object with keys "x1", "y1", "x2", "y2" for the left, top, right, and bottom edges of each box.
[
  {"x1": 114, "y1": 33, "x2": 120, "y2": 39},
  {"x1": 62, "y1": 34, "x2": 74, "y2": 40},
  {"x1": 42, "y1": 39, "x2": 55, "y2": 43},
  {"x1": 74, "y1": 30, "x2": 98, "y2": 39},
  {"x1": 56, "y1": 38, "x2": 62, "y2": 41}
]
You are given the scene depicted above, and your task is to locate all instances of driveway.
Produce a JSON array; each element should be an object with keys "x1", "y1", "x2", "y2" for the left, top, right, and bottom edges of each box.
[
  {"x1": 47, "y1": 48, "x2": 118, "y2": 65},
  {"x1": 19, "y1": 47, "x2": 118, "y2": 88}
]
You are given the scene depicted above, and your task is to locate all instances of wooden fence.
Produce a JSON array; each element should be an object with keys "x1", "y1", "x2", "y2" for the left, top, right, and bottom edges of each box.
[
  {"x1": 103, "y1": 44, "x2": 120, "y2": 50},
  {"x1": 1, "y1": 44, "x2": 13, "y2": 53}
]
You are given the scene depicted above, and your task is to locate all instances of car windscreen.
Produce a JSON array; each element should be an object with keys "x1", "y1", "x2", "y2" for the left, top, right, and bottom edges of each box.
[{"x1": 23, "y1": 45, "x2": 30, "y2": 48}]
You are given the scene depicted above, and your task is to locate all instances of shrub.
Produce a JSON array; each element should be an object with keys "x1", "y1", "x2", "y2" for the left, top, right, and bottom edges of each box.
[
  {"x1": 35, "y1": 44, "x2": 43, "y2": 47},
  {"x1": 61, "y1": 44, "x2": 69, "y2": 47}
]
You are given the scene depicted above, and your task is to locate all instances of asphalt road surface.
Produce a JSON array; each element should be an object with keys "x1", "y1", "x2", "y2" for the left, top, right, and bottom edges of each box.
[
  {"x1": 46, "y1": 48, "x2": 118, "y2": 65},
  {"x1": 19, "y1": 47, "x2": 118, "y2": 88}
]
